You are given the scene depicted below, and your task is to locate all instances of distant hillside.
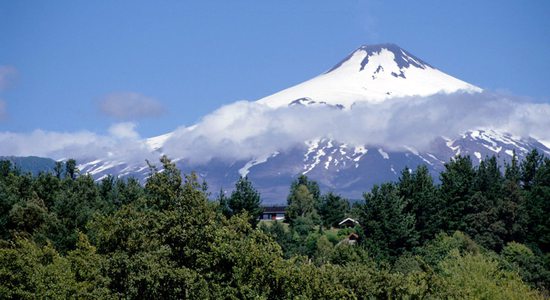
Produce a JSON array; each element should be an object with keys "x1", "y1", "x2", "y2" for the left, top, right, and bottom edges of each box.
[{"x1": 0, "y1": 156, "x2": 57, "y2": 176}]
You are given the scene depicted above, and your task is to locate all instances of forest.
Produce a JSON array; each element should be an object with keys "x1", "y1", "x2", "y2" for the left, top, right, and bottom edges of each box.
[{"x1": 0, "y1": 151, "x2": 549, "y2": 299}]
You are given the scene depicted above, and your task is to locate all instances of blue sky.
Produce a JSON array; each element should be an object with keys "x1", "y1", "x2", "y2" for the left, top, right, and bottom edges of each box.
[{"x1": 1, "y1": 0, "x2": 549, "y2": 138}]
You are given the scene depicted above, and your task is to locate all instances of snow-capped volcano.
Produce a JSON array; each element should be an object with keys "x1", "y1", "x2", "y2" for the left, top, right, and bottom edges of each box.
[
  {"x1": 258, "y1": 43, "x2": 481, "y2": 108},
  {"x1": 73, "y1": 43, "x2": 548, "y2": 204}
]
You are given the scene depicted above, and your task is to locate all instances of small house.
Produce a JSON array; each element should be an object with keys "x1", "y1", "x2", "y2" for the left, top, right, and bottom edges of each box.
[
  {"x1": 338, "y1": 217, "x2": 359, "y2": 228},
  {"x1": 260, "y1": 206, "x2": 286, "y2": 220}
]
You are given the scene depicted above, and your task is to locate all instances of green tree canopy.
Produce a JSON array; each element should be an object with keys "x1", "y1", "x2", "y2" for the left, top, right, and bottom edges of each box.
[
  {"x1": 318, "y1": 192, "x2": 349, "y2": 228},
  {"x1": 228, "y1": 176, "x2": 262, "y2": 227},
  {"x1": 360, "y1": 183, "x2": 417, "y2": 259},
  {"x1": 286, "y1": 184, "x2": 317, "y2": 225},
  {"x1": 397, "y1": 165, "x2": 439, "y2": 242}
]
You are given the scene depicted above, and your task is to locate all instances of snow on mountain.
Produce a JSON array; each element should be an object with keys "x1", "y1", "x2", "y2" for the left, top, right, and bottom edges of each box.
[
  {"x1": 449, "y1": 129, "x2": 550, "y2": 161},
  {"x1": 257, "y1": 43, "x2": 481, "y2": 109},
  {"x1": 239, "y1": 152, "x2": 280, "y2": 177},
  {"x1": 146, "y1": 132, "x2": 173, "y2": 152}
]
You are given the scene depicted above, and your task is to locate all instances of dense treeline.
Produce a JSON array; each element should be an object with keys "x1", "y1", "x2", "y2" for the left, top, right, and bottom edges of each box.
[{"x1": 0, "y1": 152, "x2": 548, "y2": 298}]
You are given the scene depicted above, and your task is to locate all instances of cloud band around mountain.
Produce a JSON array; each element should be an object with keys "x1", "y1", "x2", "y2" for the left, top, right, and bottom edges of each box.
[
  {"x1": 161, "y1": 91, "x2": 550, "y2": 164},
  {"x1": 0, "y1": 91, "x2": 549, "y2": 165}
]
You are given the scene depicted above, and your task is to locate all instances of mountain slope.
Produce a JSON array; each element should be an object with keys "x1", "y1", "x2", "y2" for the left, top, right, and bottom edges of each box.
[
  {"x1": 211, "y1": 130, "x2": 549, "y2": 201},
  {"x1": 78, "y1": 129, "x2": 550, "y2": 203}
]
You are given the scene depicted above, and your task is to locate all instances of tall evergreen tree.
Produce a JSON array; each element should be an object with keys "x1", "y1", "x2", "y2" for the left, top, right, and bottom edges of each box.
[
  {"x1": 472, "y1": 156, "x2": 503, "y2": 198},
  {"x1": 439, "y1": 155, "x2": 475, "y2": 232},
  {"x1": 502, "y1": 152, "x2": 527, "y2": 245},
  {"x1": 98, "y1": 175, "x2": 119, "y2": 211},
  {"x1": 520, "y1": 149, "x2": 544, "y2": 191},
  {"x1": 360, "y1": 183, "x2": 417, "y2": 259},
  {"x1": 398, "y1": 165, "x2": 439, "y2": 242},
  {"x1": 53, "y1": 161, "x2": 64, "y2": 179},
  {"x1": 500, "y1": 176, "x2": 528, "y2": 244},
  {"x1": 525, "y1": 156, "x2": 550, "y2": 252},
  {"x1": 504, "y1": 151, "x2": 520, "y2": 183},
  {"x1": 228, "y1": 176, "x2": 262, "y2": 227},
  {"x1": 466, "y1": 157, "x2": 506, "y2": 249},
  {"x1": 65, "y1": 159, "x2": 78, "y2": 180}
]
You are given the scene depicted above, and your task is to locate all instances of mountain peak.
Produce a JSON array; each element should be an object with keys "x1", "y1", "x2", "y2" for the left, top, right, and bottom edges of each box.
[
  {"x1": 326, "y1": 43, "x2": 432, "y2": 74},
  {"x1": 257, "y1": 43, "x2": 481, "y2": 108}
]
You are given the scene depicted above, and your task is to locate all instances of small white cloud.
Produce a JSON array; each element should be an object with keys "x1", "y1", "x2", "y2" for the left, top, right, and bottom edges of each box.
[
  {"x1": 0, "y1": 66, "x2": 18, "y2": 91},
  {"x1": 99, "y1": 92, "x2": 165, "y2": 120},
  {"x1": 108, "y1": 122, "x2": 140, "y2": 139}
]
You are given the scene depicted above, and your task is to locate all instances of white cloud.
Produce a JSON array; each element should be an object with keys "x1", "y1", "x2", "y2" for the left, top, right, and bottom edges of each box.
[
  {"x1": 162, "y1": 91, "x2": 550, "y2": 164},
  {"x1": 108, "y1": 122, "x2": 140, "y2": 139},
  {"x1": 0, "y1": 66, "x2": 17, "y2": 91},
  {"x1": 0, "y1": 128, "x2": 154, "y2": 163},
  {"x1": 99, "y1": 92, "x2": 165, "y2": 120}
]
